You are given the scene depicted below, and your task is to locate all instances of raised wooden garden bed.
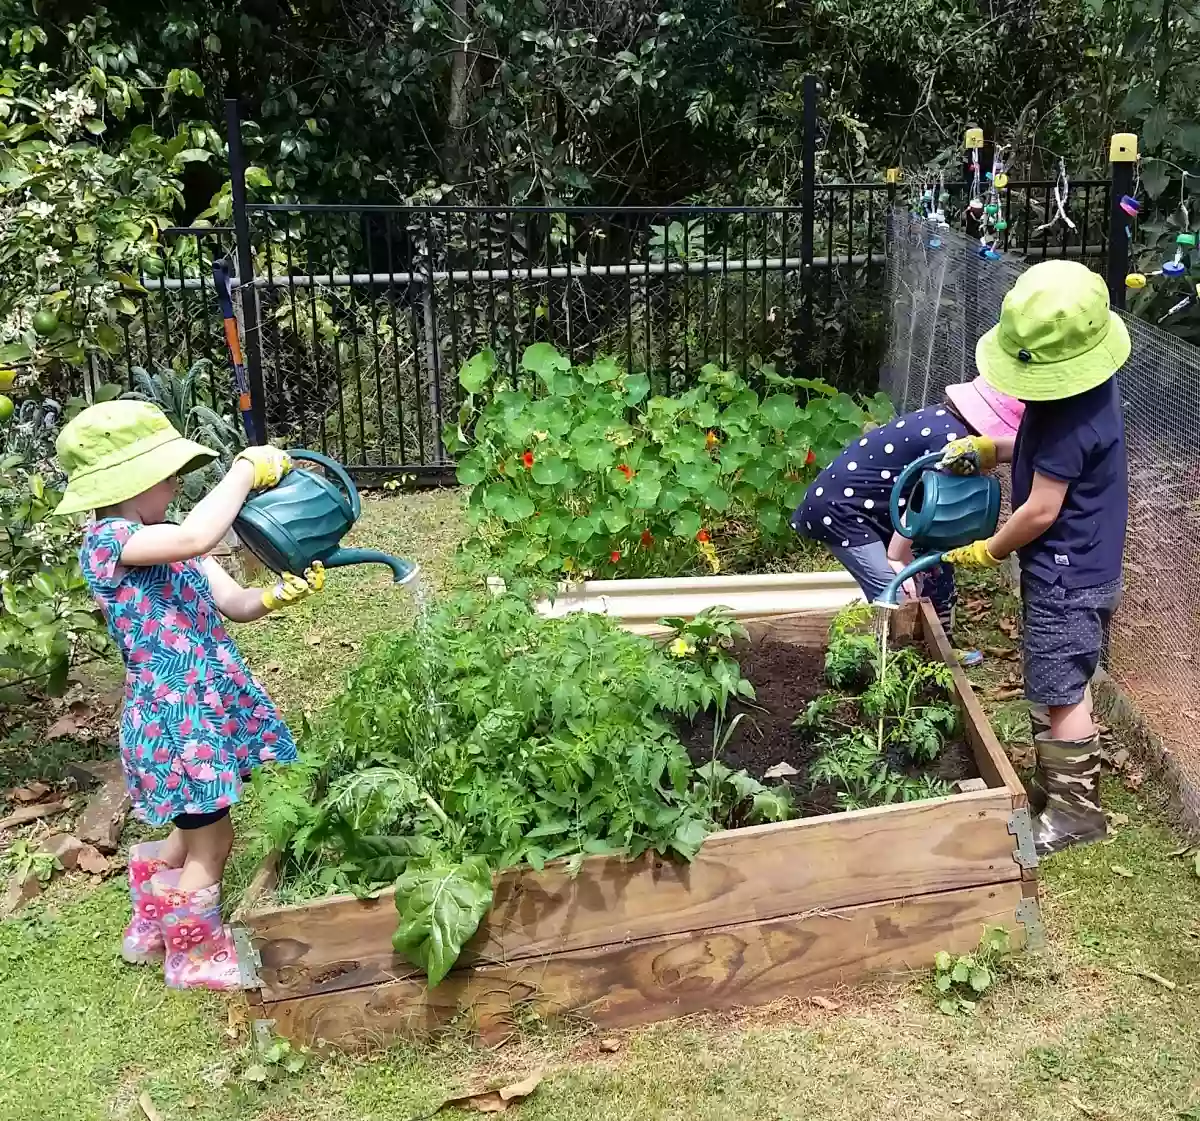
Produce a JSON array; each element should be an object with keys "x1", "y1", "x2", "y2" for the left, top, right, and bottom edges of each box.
[{"x1": 235, "y1": 601, "x2": 1040, "y2": 1051}]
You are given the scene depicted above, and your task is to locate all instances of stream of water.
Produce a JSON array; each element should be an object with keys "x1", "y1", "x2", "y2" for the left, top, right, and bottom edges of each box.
[{"x1": 874, "y1": 605, "x2": 892, "y2": 754}]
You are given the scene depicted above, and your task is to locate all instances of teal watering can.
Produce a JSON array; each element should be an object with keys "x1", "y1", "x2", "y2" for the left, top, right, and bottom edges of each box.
[
  {"x1": 875, "y1": 451, "x2": 1000, "y2": 608},
  {"x1": 232, "y1": 450, "x2": 419, "y2": 585}
]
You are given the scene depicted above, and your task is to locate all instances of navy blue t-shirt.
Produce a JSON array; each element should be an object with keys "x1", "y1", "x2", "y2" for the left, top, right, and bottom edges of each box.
[
  {"x1": 1011, "y1": 377, "x2": 1127, "y2": 588},
  {"x1": 791, "y1": 405, "x2": 967, "y2": 548}
]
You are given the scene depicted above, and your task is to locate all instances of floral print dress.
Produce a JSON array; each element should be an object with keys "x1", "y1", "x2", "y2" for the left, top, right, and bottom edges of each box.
[{"x1": 80, "y1": 517, "x2": 296, "y2": 826}]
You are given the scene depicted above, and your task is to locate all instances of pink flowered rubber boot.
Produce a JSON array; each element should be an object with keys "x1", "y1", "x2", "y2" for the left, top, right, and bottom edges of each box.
[
  {"x1": 151, "y1": 869, "x2": 249, "y2": 990},
  {"x1": 122, "y1": 841, "x2": 171, "y2": 964}
]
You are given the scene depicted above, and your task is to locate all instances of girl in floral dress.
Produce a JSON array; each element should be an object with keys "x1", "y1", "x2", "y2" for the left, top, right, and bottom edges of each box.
[{"x1": 55, "y1": 400, "x2": 324, "y2": 991}]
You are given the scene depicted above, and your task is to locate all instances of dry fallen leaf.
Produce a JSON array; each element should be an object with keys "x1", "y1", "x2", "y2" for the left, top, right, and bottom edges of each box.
[
  {"x1": 981, "y1": 646, "x2": 1018, "y2": 660},
  {"x1": 306, "y1": 634, "x2": 322, "y2": 647},
  {"x1": 998, "y1": 618, "x2": 1019, "y2": 638},
  {"x1": 8, "y1": 787, "x2": 40, "y2": 804},
  {"x1": 763, "y1": 762, "x2": 800, "y2": 780},
  {"x1": 76, "y1": 846, "x2": 110, "y2": 876},
  {"x1": 44, "y1": 713, "x2": 85, "y2": 741},
  {"x1": 598, "y1": 1037, "x2": 622, "y2": 1053},
  {"x1": 989, "y1": 687, "x2": 1025, "y2": 702},
  {"x1": 226, "y1": 1001, "x2": 248, "y2": 1040},
  {"x1": 1068, "y1": 1097, "x2": 1097, "y2": 1118},
  {"x1": 810, "y1": 995, "x2": 842, "y2": 1011},
  {"x1": 137, "y1": 1092, "x2": 164, "y2": 1121},
  {"x1": 265, "y1": 662, "x2": 283, "y2": 674},
  {"x1": 1110, "y1": 864, "x2": 1135, "y2": 878},
  {"x1": 1105, "y1": 812, "x2": 1130, "y2": 832},
  {"x1": 1167, "y1": 844, "x2": 1194, "y2": 859},
  {"x1": 443, "y1": 1071, "x2": 544, "y2": 1114}
]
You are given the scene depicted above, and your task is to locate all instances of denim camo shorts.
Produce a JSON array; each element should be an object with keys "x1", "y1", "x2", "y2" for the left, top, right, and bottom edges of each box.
[{"x1": 1021, "y1": 572, "x2": 1122, "y2": 707}]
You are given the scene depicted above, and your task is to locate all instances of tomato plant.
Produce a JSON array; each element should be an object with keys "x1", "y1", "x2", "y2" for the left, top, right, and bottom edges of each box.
[
  {"x1": 256, "y1": 593, "x2": 791, "y2": 985},
  {"x1": 446, "y1": 345, "x2": 893, "y2": 581}
]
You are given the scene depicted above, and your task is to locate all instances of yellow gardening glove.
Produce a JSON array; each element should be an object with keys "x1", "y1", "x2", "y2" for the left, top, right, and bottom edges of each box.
[
  {"x1": 942, "y1": 540, "x2": 1003, "y2": 568},
  {"x1": 237, "y1": 446, "x2": 293, "y2": 489},
  {"x1": 938, "y1": 435, "x2": 997, "y2": 475},
  {"x1": 261, "y1": 562, "x2": 325, "y2": 612}
]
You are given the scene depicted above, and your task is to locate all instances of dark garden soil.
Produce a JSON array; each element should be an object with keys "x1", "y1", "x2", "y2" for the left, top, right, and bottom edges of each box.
[{"x1": 676, "y1": 638, "x2": 979, "y2": 817}]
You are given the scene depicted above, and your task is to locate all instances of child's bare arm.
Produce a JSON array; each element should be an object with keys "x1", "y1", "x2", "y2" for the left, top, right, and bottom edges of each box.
[
  {"x1": 987, "y1": 471, "x2": 1067, "y2": 558},
  {"x1": 119, "y1": 462, "x2": 257, "y2": 567},
  {"x1": 119, "y1": 447, "x2": 289, "y2": 567},
  {"x1": 202, "y1": 556, "x2": 273, "y2": 623}
]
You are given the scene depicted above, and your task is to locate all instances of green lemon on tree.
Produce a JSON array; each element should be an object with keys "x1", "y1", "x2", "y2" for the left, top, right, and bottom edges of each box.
[
  {"x1": 0, "y1": 395, "x2": 13, "y2": 423},
  {"x1": 0, "y1": 369, "x2": 15, "y2": 392},
  {"x1": 32, "y1": 309, "x2": 59, "y2": 337}
]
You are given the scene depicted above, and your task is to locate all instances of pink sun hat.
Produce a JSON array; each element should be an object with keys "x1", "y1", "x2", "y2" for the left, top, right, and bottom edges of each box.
[{"x1": 944, "y1": 376, "x2": 1025, "y2": 440}]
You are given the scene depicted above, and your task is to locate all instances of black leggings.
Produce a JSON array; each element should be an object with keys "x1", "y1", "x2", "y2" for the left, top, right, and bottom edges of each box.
[
  {"x1": 173, "y1": 807, "x2": 230, "y2": 830},
  {"x1": 171, "y1": 769, "x2": 251, "y2": 830}
]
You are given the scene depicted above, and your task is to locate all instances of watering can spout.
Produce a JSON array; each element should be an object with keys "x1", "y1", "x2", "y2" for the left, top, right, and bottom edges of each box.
[
  {"x1": 323, "y1": 547, "x2": 421, "y2": 586},
  {"x1": 873, "y1": 553, "x2": 947, "y2": 610}
]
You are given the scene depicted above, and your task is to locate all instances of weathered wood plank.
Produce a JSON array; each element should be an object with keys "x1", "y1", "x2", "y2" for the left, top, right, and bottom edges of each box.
[
  {"x1": 742, "y1": 602, "x2": 917, "y2": 648},
  {"x1": 920, "y1": 600, "x2": 1027, "y2": 806},
  {"x1": 260, "y1": 880, "x2": 1026, "y2": 1050},
  {"x1": 242, "y1": 789, "x2": 1019, "y2": 1003}
]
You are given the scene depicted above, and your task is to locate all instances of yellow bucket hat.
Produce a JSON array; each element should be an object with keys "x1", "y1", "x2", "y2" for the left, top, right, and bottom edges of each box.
[
  {"x1": 54, "y1": 400, "x2": 217, "y2": 517},
  {"x1": 975, "y1": 259, "x2": 1131, "y2": 402}
]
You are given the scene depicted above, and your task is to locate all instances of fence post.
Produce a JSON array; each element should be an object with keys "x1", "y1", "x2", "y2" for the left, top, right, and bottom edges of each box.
[
  {"x1": 1107, "y1": 133, "x2": 1139, "y2": 311},
  {"x1": 225, "y1": 97, "x2": 268, "y2": 443},
  {"x1": 800, "y1": 74, "x2": 817, "y2": 345}
]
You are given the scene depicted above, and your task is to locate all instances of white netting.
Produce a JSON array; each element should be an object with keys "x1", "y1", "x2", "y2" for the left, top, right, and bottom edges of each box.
[{"x1": 883, "y1": 212, "x2": 1200, "y2": 830}]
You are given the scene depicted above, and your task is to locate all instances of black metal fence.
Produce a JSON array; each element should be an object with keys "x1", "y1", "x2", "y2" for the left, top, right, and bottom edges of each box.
[{"x1": 88, "y1": 83, "x2": 1127, "y2": 483}]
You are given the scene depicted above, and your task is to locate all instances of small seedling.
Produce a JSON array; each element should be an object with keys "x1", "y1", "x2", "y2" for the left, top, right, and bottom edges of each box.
[
  {"x1": 1, "y1": 840, "x2": 62, "y2": 886},
  {"x1": 241, "y1": 1036, "x2": 307, "y2": 1085},
  {"x1": 932, "y1": 925, "x2": 1010, "y2": 1015}
]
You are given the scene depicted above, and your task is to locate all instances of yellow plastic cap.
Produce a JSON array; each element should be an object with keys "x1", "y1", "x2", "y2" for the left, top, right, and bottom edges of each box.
[
  {"x1": 964, "y1": 126, "x2": 984, "y2": 149},
  {"x1": 885, "y1": 168, "x2": 902, "y2": 184},
  {"x1": 993, "y1": 172, "x2": 1009, "y2": 189},
  {"x1": 1125, "y1": 273, "x2": 1147, "y2": 290},
  {"x1": 1110, "y1": 133, "x2": 1139, "y2": 163}
]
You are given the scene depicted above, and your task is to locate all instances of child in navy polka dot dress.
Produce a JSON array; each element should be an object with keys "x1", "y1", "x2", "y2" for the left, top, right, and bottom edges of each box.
[{"x1": 791, "y1": 377, "x2": 1025, "y2": 633}]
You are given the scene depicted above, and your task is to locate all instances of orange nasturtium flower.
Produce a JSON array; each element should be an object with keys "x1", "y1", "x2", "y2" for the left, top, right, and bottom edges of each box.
[
  {"x1": 521, "y1": 450, "x2": 535, "y2": 469},
  {"x1": 640, "y1": 529, "x2": 654, "y2": 547},
  {"x1": 610, "y1": 550, "x2": 621, "y2": 564},
  {"x1": 696, "y1": 528, "x2": 711, "y2": 543},
  {"x1": 617, "y1": 463, "x2": 634, "y2": 481},
  {"x1": 805, "y1": 449, "x2": 816, "y2": 466},
  {"x1": 705, "y1": 430, "x2": 720, "y2": 449}
]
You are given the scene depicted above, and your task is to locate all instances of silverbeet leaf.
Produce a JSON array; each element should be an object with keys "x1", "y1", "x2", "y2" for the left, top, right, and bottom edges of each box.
[{"x1": 393, "y1": 855, "x2": 495, "y2": 986}]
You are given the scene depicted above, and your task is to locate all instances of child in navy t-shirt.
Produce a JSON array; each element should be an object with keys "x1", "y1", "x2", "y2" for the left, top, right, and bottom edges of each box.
[
  {"x1": 792, "y1": 376, "x2": 1025, "y2": 631},
  {"x1": 943, "y1": 260, "x2": 1130, "y2": 858}
]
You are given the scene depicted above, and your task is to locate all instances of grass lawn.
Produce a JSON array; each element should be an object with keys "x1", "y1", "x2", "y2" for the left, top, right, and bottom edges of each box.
[{"x1": 1, "y1": 492, "x2": 1199, "y2": 1121}]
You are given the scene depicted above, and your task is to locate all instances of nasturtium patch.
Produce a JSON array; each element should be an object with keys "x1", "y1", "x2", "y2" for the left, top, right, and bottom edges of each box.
[{"x1": 447, "y1": 345, "x2": 891, "y2": 580}]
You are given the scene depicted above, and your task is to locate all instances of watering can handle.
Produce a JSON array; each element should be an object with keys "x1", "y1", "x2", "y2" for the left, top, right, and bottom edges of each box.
[
  {"x1": 889, "y1": 451, "x2": 945, "y2": 540},
  {"x1": 287, "y1": 449, "x2": 362, "y2": 522}
]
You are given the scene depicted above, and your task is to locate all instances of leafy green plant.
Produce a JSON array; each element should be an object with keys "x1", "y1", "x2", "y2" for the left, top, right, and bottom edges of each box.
[
  {"x1": 446, "y1": 345, "x2": 892, "y2": 582},
  {"x1": 241, "y1": 1036, "x2": 307, "y2": 1086},
  {"x1": 1, "y1": 840, "x2": 61, "y2": 886},
  {"x1": 0, "y1": 455, "x2": 108, "y2": 695},
  {"x1": 798, "y1": 605, "x2": 959, "y2": 810},
  {"x1": 661, "y1": 606, "x2": 756, "y2": 716},
  {"x1": 257, "y1": 592, "x2": 755, "y2": 984},
  {"x1": 121, "y1": 362, "x2": 245, "y2": 506},
  {"x1": 932, "y1": 926, "x2": 1011, "y2": 1015}
]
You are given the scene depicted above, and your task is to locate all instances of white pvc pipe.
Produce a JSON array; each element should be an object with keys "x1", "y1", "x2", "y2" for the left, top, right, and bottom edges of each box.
[{"x1": 488, "y1": 569, "x2": 863, "y2": 635}]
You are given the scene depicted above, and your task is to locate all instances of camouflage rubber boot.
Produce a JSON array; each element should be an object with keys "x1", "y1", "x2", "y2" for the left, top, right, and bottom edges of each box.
[
  {"x1": 1025, "y1": 704, "x2": 1051, "y2": 814},
  {"x1": 1032, "y1": 733, "x2": 1106, "y2": 857}
]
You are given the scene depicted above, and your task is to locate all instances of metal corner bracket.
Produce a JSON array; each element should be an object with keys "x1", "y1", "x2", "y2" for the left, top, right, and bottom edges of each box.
[
  {"x1": 1015, "y1": 895, "x2": 1047, "y2": 951},
  {"x1": 231, "y1": 923, "x2": 263, "y2": 990},
  {"x1": 1007, "y1": 805, "x2": 1039, "y2": 871}
]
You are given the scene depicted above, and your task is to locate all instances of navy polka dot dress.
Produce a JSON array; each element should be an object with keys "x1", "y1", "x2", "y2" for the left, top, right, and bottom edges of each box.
[{"x1": 791, "y1": 405, "x2": 965, "y2": 548}]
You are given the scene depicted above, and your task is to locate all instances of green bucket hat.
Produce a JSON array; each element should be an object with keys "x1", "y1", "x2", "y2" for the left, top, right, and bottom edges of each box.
[
  {"x1": 54, "y1": 400, "x2": 217, "y2": 517},
  {"x1": 975, "y1": 259, "x2": 1131, "y2": 402}
]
